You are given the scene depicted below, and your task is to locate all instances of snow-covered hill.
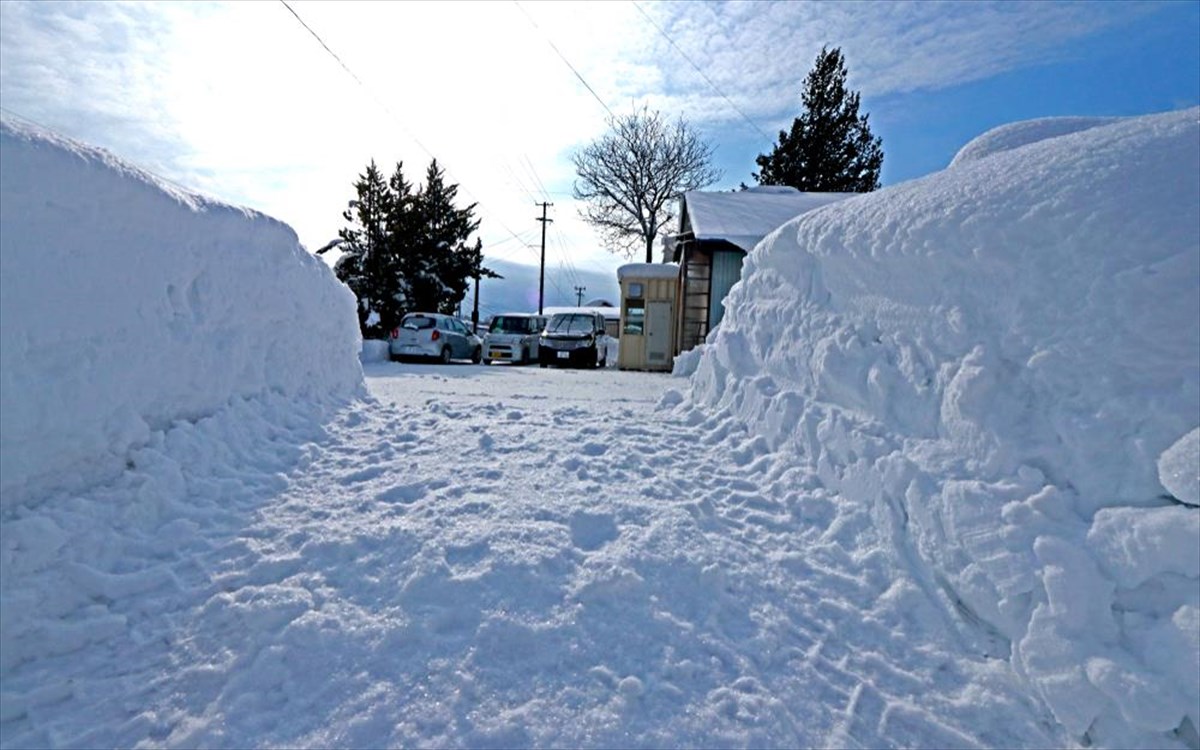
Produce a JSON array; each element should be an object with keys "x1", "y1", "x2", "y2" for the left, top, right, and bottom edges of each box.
[{"x1": 1, "y1": 109, "x2": 1197, "y2": 749}]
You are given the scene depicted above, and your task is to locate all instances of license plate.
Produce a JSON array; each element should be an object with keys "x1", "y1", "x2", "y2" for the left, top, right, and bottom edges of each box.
[{"x1": 557, "y1": 351, "x2": 569, "y2": 359}]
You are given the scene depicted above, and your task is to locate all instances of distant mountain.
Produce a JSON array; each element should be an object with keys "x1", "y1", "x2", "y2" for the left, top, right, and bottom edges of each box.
[{"x1": 463, "y1": 258, "x2": 622, "y2": 321}]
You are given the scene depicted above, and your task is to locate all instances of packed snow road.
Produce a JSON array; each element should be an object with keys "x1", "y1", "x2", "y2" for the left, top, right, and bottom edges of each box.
[{"x1": 3, "y1": 361, "x2": 1060, "y2": 748}]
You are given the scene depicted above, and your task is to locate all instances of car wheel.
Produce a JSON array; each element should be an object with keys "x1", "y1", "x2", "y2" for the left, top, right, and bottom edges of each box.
[
  {"x1": 472, "y1": 346, "x2": 483, "y2": 364},
  {"x1": 483, "y1": 357, "x2": 492, "y2": 366},
  {"x1": 440, "y1": 346, "x2": 452, "y2": 364},
  {"x1": 519, "y1": 346, "x2": 528, "y2": 365}
]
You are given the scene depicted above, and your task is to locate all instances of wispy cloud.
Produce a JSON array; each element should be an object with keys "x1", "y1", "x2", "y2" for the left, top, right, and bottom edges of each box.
[
  {"x1": 0, "y1": 1, "x2": 187, "y2": 170},
  {"x1": 0, "y1": 0, "x2": 1179, "y2": 273},
  {"x1": 633, "y1": 0, "x2": 1156, "y2": 132}
]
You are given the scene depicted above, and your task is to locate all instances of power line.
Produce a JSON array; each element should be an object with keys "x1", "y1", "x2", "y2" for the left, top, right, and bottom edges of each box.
[
  {"x1": 550, "y1": 224, "x2": 584, "y2": 289},
  {"x1": 631, "y1": 1, "x2": 773, "y2": 143},
  {"x1": 521, "y1": 154, "x2": 551, "y2": 200},
  {"x1": 501, "y1": 159, "x2": 543, "y2": 205},
  {"x1": 512, "y1": 1, "x2": 615, "y2": 119},
  {"x1": 279, "y1": 0, "x2": 531, "y2": 249}
]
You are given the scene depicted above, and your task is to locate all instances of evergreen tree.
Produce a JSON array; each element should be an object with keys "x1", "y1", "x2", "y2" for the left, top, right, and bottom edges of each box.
[
  {"x1": 753, "y1": 47, "x2": 883, "y2": 192},
  {"x1": 334, "y1": 160, "x2": 396, "y2": 337},
  {"x1": 409, "y1": 159, "x2": 484, "y2": 314},
  {"x1": 383, "y1": 161, "x2": 418, "y2": 316},
  {"x1": 335, "y1": 158, "x2": 489, "y2": 336}
]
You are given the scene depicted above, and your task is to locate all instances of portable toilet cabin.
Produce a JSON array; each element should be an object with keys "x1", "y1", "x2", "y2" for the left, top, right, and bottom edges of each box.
[{"x1": 617, "y1": 263, "x2": 679, "y2": 371}]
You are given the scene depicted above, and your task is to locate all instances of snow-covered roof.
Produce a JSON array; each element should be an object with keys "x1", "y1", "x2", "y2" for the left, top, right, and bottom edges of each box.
[
  {"x1": 543, "y1": 305, "x2": 620, "y2": 320},
  {"x1": 617, "y1": 263, "x2": 679, "y2": 281},
  {"x1": 681, "y1": 187, "x2": 856, "y2": 252}
]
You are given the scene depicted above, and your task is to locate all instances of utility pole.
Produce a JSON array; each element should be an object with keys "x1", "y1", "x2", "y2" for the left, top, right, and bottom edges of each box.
[
  {"x1": 472, "y1": 266, "x2": 503, "y2": 333},
  {"x1": 536, "y1": 202, "x2": 553, "y2": 314},
  {"x1": 574, "y1": 286, "x2": 586, "y2": 306}
]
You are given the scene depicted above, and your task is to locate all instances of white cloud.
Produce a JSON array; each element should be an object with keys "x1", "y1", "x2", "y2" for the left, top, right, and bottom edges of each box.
[
  {"x1": 0, "y1": 0, "x2": 1164, "y2": 282},
  {"x1": 634, "y1": 0, "x2": 1152, "y2": 132}
]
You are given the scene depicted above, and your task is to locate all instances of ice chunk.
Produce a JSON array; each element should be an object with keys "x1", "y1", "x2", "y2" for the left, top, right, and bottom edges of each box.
[{"x1": 1158, "y1": 428, "x2": 1199, "y2": 506}]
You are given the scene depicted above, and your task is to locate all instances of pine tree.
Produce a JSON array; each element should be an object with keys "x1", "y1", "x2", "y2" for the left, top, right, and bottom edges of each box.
[
  {"x1": 753, "y1": 47, "x2": 883, "y2": 192},
  {"x1": 335, "y1": 158, "x2": 489, "y2": 336},
  {"x1": 383, "y1": 161, "x2": 417, "y2": 317},
  {"x1": 409, "y1": 159, "x2": 483, "y2": 314},
  {"x1": 334, "y1": 160, "x2": 396, "y2": 336}
]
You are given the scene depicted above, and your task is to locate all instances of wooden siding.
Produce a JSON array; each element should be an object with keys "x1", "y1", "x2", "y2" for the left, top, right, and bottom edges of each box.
[{"x1": 617, "y1": 274, "x2": 677, "y2": 371}]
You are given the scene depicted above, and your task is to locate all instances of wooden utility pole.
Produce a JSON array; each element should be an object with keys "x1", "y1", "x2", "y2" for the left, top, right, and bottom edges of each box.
[
  {"x1": 574, "y1": 286, "x2": 586, "y2": 306},
  {"x1": 536, "y1": 202, "x2": 553, "y2": 314},
  {"x1": 472, "y1": 266, "x2": 503, "y2": 332}
]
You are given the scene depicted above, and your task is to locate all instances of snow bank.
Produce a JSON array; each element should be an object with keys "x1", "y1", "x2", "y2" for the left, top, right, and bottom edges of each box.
[
  {"x1": 949, "y1": 115, "x2": 1122, "y2": 167},
  {"x1": 360, "y1": 339, "x2": 391, "y2": 364},
  {"x1": 0, "y1": 117, "x2": 363, "y2": 509},
  {"x1": 687, "y1": 108, "x2": 1200, "y2": 747}
]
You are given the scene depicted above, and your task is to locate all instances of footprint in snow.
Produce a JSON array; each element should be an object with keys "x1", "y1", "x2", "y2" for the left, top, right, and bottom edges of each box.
[
  {"x1": 445, "y1": 540, "x2": 490, "y2": 571},
  {"x1": 569, "y1": 512, "x2": 619, "y2": 551},
  {"x1": 376, "y1": 482, "x2": 428, "y2": 505},
  {"x1": 341, "y1": 465, "x2": 386, "y2": 484}
]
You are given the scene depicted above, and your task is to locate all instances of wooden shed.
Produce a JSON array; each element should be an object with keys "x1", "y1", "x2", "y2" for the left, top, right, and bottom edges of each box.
[
  {"x1": 668, "y1": 186, "x2": 854, "y2": 353},
  {"x1": 616, "y1": 263, "x2": 679, "y2": 371}
]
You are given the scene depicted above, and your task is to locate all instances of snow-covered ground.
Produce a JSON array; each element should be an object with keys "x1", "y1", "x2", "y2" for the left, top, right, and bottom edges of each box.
[{"x1": 1, "y1": 109, "x2": 1198, "y2": 749}]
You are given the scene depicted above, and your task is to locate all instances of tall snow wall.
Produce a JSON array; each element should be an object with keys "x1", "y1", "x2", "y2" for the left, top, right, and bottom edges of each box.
[
  {"x1": 0, "y1": 117, "x2": 364, "y2": 510},
  {"x1": 687, "y1": 108, "x2": 1200, "y2": 747}
]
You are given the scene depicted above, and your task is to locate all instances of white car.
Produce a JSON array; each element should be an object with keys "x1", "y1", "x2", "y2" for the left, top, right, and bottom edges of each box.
[
  {"x1": 389, "y1": 312, "x2": 483, "y2": 364},
  {"x1": 482, "y1": 313, "x2": 547, "y2": 365}
]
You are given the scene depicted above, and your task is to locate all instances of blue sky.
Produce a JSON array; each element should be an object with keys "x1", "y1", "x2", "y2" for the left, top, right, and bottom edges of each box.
[{"x1": 1, "y1": 0, "x2": 1197, "y2": 313}]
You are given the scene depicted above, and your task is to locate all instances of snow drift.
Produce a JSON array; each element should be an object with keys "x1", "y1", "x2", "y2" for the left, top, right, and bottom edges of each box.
[
  {"x1": 0, "y1": 117, "x2": 363, "y2": 509},
  {"x1": 687, "y1": 108, "x2": 1200, "y2": 746},
  {"x1": 947, "y1": 115, "x2": 1122, "y2": 167}
]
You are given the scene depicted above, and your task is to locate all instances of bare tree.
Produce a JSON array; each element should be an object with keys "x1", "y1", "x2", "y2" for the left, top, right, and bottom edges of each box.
[{"x1": 573, "y1": 107, "x2": 721, "y2": 263}]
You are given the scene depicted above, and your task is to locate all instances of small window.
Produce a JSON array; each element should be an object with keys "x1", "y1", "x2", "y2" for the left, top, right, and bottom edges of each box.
[
  {"x1": 629, "y1": 282, "x2": 644, "y2": 299},
  {"x1": 403, "y1": 315, "x2": 437, "y2": 330},
  {"x1": 624, "y1": 299, "x2": 645, "y2": 335}
]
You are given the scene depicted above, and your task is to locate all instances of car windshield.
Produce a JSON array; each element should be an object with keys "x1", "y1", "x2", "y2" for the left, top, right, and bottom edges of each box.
[
  {"x1": 490, "y1": 316, "x2": 534, "y2": 334},
  {"x1": 545, "y1": 314, "x2": 594, "y2": 335},
  {"x1": 402, "y1": 315, "x2": 436, "y2": 330}
]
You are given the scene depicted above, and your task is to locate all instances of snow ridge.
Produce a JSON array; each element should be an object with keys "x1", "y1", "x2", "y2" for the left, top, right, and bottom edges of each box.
[
  {"x1": 687, "y1": 107, "x2": 1200, "y2": 747},
  {"x1": 0, "y1": 115, "x2": 364, "y2": 509}
]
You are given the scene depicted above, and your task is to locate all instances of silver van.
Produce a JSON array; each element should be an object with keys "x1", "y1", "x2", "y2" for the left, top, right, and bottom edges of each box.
[{"x1": 482, "y1": 313, "x2": 547, "y2": 365}]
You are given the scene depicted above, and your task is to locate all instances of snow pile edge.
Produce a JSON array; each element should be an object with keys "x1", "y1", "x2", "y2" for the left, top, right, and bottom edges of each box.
[
  {"x1": 687, "y1": 108, "x2": 1200, "y2": 747},
  {"x1": 0, "y1": 116, "x2": 364, "y2": 510}
]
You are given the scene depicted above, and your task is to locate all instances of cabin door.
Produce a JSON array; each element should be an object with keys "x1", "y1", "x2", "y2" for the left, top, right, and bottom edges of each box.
[{"x1": 646, "y1": 300, "x2": 673, "y2": 366}]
